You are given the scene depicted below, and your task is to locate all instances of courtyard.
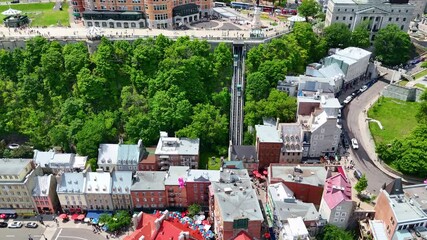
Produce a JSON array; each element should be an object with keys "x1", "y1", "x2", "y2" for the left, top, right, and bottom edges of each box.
[{"x1": 0, "y1": 3, "x2": 69, "y2": 27}]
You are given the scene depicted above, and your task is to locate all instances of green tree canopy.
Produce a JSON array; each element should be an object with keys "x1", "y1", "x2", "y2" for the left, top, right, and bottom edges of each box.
[
  {"x1": 351, "y1": 21, "x2": 370, "y2": 48},
  {"x1": 323, "y1": 23, "x2": 352, "y2": 49},
  {"x1": 374, "y1": 24, "x2": 413, "y2": 67},
  {"x1": 298, "y1": 0, "x2": 320, "y2": 21},
  {"x1": 317, "y1": 224, "x2": 354, "y2": 240},
  {"x1": 355, "y1": 174, "x2": 368, "y2": 193},
  {"x1": 187, "y1": 203, "x2": 202, "y2": 217}
]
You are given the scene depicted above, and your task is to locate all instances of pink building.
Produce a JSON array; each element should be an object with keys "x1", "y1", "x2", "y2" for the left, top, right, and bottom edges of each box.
[
  {"x1": 319, "y1": 171, "x2": 355, "y2": 229},
  {"x1": 32, "y1": 174, "x2": 60, "y2": 214}
]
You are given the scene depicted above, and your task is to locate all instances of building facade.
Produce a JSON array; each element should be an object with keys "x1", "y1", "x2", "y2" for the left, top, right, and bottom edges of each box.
[
  {"x1": 255, "y1": 125, "x2": 282, "y2": 169},
  {"x1": 155, "y1": 132, "x2": 200, "y2": 170},
  {"x1": 131, "y1": 171, "x2": 167, "y2": 209},
  {"x1": 32, "y1": 174, "x2": 60, "y2": 214},
  {"x1": 325, "y1": 0, "x2": 415, "y2": 42},
  {"x1": 57, "y1": 172, "x2": 87, "y2": 213},
  {"x1": 319, "y1": 172, "x2": 355, "y2": 229},
  {"x1": 0, "y1": 159, "x2": 41, "y2": 216},
  {"x1": 279, "y1": 123, "x2": 303, "y2": 163},
  {"x1": 98, "y1": 139, "x2": 145, "y2": 172},
  {"x1": 228, "y1": 145, "x2": 259, "y2": 174},
  {"x1": 73, "y1": 0, "x2": 213, "y2": 29},
  {"x1": 84, "y1": 172, "x2": 113, "y2": 211},
  {"x1": 111, "y1": 171, "x2": 133, "y2": 210}
]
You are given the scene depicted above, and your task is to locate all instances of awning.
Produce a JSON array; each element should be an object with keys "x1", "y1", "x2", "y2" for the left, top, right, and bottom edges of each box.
[
  {"x1": 59, "y1": 213, "x2": 68, "y2": 219},
  {"x1": 77, "y1": 214, "x2": 85, "y2": 220},
  {"x1": 159, "y1": 155, "x2": 170, "y2": 158},
  {"x1": 71, "y1": 214, "x2": 79, "y2": 220},
  {"x1": 0, "y1": 209, "x2": 16, "y2": 214},
  {"x1": 86, "y1": 211, "x2": 101, "y2": 219}
]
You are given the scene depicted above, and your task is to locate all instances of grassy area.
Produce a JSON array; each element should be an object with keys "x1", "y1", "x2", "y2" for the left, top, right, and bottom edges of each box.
[
  {"x1": 398, "y1": 80, "x2": 409, "y2": 86},
  {"x1": 412, "y1": 69, "x2": 427, "y2": 80},
  {"x1": 276, "y1": 15, "x2": 287, "y2": 21},
  {"x1": 0, "y1": 3, "x2": 69, "y2": 26},
  {"x1": 415, "y1": 83, "x2": 427, "y2": 90},
  {"x1": 368, "y1": 97, "x2": 419, "y2": 145},
  {"x1": 199, "y1": 151, "x2": 222, "y2": 170}
]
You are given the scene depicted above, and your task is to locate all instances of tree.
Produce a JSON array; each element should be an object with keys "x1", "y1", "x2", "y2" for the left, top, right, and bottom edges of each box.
[
  {"x1": 86, "y1": 158, "x2": 98, "y2": 172},
  {"x1": 317, "y1": 224, "x2": 354, "y2": 240},
  {"x1": 351, "y1": 21, "x2": 370, "y2": 48},
  {"x1": 355, "y1": 174, "x2": 368, "y2": 193},
  {"x1": 188, "y1": 203, "x2": 201, "y2": 217},
  {"x1": 213, "y1": 42, "x2": 233, "y2": 89},
  {"x1": 374, "y1": 24, "x2": 413, "y2": 67},
  {"x1": 245, "y1": 72, "x2": 271, "y2": 101},
  {"x1": 292, "y1": 22, "x2": 327, "y2": 63},
  {"x1": 298, "y1": 0, "x2": 320, "y2": 21},
  {"x1": 323, "y1": 23, "x2": 352, "y2": 49}
]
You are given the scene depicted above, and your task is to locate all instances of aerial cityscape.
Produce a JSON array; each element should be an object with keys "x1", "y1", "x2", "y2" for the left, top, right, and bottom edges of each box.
[{"x1": 0, "y1": 0, "x2": 427, "y2": 239}]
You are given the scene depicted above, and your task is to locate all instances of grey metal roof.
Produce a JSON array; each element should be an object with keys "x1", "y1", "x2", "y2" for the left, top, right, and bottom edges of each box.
[
  {"x1": 255, "y1": 125, "x2": 282, "y2": 143},
  {"x1": 51, "y1": 153, "x2": 75, "y2": 165},
  {"x1": 97, "y1": 144, "x2": 119, "y2": 165},
  {"x1": 118, "y1": 144, "x2": 140, "y2": 162},
  {"x1": 57, "y1": 172, "x2": 85, "y2": 193},
  {"x1": 212, "y1": 180, "x2": 264, "y2": 222},
  {"x1": 164, "y1": 166, "x2": 190, "y2": 185},
  {"x1": 220, "y1": 169, "x2": 251, "y2": 183},
  {"x1": 185, "y1": 170, "x2": 220, "y2": 183},
  {"x1": 318, "y1": 63, "x2": 345, "y2": 79},
  {"x1": 336, "y1": 47, "x2": 371, "y2": 61},
  {"x1": 112, "y1": 171, "x2": 133, "y2": 194},
  {"x1": 85, "y1": 172, "x2": 112, "y2": 194},
  {"x1": 0, "y1": 158, "x2": 32, "y2": 175},
  {"x1": 270, "y1": 165, "x2": 327, "y2": 187},
  {"x1": 230, "y1": 145, "x2": 257, "y2": 161},
  {"x1": 33, "y1": 150, "x2": 54, "y2": 167},
  {"x1": 33, "y1": 175, "x2": 52, "y2": 197},
  {"x1": 131, "y1": 171, "x2": 166, "y2": 191}
]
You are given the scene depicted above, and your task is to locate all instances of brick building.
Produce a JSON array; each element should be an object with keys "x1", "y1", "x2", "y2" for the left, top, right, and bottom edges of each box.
[
  {"x1": 255, "y1": 125, "x2": 282, "y2": 169},
  {"x1": 131, "y1": 171, "x2": 167, "y2": 209},
  {"x1": 32, "y1": 174, "x2": 60, "y2": 214}
]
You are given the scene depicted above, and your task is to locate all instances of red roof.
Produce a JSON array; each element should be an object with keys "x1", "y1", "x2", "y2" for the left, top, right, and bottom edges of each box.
[
  {"x1": 323, "y1": 173, "x2": 352, "y2": 209},
  {"x1": 124, "y1": 212, "x2": 204, "y2": 240},
  {"x1": 233, "y1": 231, "x2": 254, "y2": 240}
]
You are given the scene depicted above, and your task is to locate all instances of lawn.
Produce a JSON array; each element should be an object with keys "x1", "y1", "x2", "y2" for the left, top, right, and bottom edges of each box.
[
  {"x1": 368, "y1": 97, "x2": 419, "y2": 145},
  {"x1": 0, "y1": 3, "x2": 69, "y2": 26},
  {"x1": 199, "y1": 151, "x2": 223, "y2": 170},
  {"x1": 412, "y1": 69, "x2": 427, "y2": 80},
  {"x1": 398, "y1": 80, "x2": 408, "y2": 86},
  {"x1": 415, "y1": 83, "x2": 427, "y2": 90}
]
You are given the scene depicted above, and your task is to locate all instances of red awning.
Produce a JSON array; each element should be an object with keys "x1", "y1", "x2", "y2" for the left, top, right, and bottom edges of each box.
[
  {"x1": 77, "y1": 214, "x2": 85, "y2": 220},
  {"x1": 71, "y1": 214, "x2": 79, "y2": 220},
  {"x1": 264, "y1": 232, "x2": 271, "y2": 239},
  {"x1": 252, "y1": 170, "x2": 259, "y2": 175},
  {"x1": 59, "y1": 213, "x2": 68, "y2": 219}
]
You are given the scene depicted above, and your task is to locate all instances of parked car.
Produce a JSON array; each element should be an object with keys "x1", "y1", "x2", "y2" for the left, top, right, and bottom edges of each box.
[
  {"x1": 342, "y1": 136, "x2": 350, "y2": 149},
  {"x1": 354, "y1": 169, "x2": 363, "y2": 180},
  {"x1": 360, "y1": 85, "x2": 368, "y2": 93},
  {"x1": 8, "y1": 221, "x2": 22, "y2": 228},
  {"x1": 343, "y1": 96, "x2": 353, "y2": 105},
  {"x1": 25, "y1": 222, "x2": 38, "y2": 228},
  {"x1": 351, "y1": 138, "x2": 359, "y2": 149},
  {"x1": 337, "y1": 109, "x2": 342, "y2": 118},
  {"x1": 0, "y1": 222, "x2": 8, "y2": 228}
]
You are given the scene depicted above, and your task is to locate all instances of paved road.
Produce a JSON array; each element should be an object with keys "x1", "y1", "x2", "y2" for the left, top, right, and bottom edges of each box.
[
  {"x1": 342, "y1": 81, "x2": 393, "y2": 193},
  {"x1": 52, "y1": 228, "x2": 109, "y2": 240},
  {"x1": 0, "y1": 225, "x2": 46, "y2": 240}
]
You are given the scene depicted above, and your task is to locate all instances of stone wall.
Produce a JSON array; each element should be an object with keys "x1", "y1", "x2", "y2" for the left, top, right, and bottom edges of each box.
[{"x1": 381, "y1": 84, "x2": 423, "y2": 102}]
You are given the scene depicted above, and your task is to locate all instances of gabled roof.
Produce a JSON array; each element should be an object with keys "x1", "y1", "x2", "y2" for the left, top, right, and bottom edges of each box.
[
  {"x1": 233, "y1": 230, "x2": 254, "y2": 240},
  {"x1": 323, "y1": 173, "x2": 352, "y2": 209},
  {"x1": 33, "y1": 175, "x2": 53, "y2": 196},
  {"x1": 385, "y1": 178, "x2": 404, "y2": 196}
]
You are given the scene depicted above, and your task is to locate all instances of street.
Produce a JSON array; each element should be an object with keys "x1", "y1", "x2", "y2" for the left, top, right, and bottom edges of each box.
[
  {"x1": 342, "y1": 81, "x2": 393, "y2": 193},
  {"x1": 52, "y1": 228, "x2": 109, "y2": 240},
  {"x1": 0, "y1": 226, "x2": 45, "y2": 240}
]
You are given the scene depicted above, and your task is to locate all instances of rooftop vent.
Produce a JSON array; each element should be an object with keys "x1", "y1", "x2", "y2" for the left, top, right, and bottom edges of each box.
[{"x1": 224, "y1": 188, "x2": 233, "y2": 194}]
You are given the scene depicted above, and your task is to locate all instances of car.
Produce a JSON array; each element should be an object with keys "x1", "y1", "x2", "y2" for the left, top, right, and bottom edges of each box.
[
  {"x1": 0, "y1": 222, "x2": 7, "y2": 228},
  {"x1": 7, "y1": 143, "x2": 20, "y2": 150},
  {"x1": 351, "y1": 138, "x2": 359, "y2": 149},
  {"x1": 343, "y1": 96, "x2": 353, "y2": 105},
  {"x1": 337, "y1": 109, "x2": 342, "y2": 118},
  {"x1": 360, "y1": 85, "x2": 368, "y2": 93},
  {"x1": 8, "y1": 221, "x2": 22, "y2": 228},
  {"x1": 10, "y1": 0, "x2": 19, "y2": 3},
  {"x1": 25, "y1": 222, "x2": 38, "y2": 228},
  {"x1": 354, "y1": 169, "x2": 363, "y2": 180}
]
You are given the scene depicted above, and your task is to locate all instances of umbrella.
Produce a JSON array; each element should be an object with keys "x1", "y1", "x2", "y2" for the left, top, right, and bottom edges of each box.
[
  {"x1": 83, "y1": 217, "x2": 90, "y2": 223},
  {"x1": 2, "y1": 8, "x2": 22, "y2": 16},
  {"x1": 263, "y1": 170, "x2": 268, "y2": 175},
  {"x1": 424, "y1": 179, "x2": 427, "y2": 184},
  {"x1": 252, "y1": 170, "x2": 259, "y2": 175},
  {"x1": 202, "y1": 220, "x2": 209, "y2": 225},
  {"x1": 91, "y1": 218, "x2": 99, "y2": 224},
  {"x1": 288, "y1": 15, "x2": 305, "y2": 22},
  {"x1": 59, "y1": 213, "x2": 68, "y2": 219},
  {"x1": 71, "y1": 214, "x2": 79, "y2": 220},
  {"x1": 0, "y1": 214, "x2": 6, "y2": 219},
  {"x1": 264, "y1": 232, "x2": 271, "y2": 239},
  {"x1": 77, "y1": 214, "x2": 85, "y2": 220}
]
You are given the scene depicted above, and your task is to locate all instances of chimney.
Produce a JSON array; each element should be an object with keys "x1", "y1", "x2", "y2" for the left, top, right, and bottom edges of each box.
[
  {"x1": 228, "y1": 140, "x2": 232, "y2": 161},
  {"x1": 178, "y1": 232, "x2": 190, "y2": 240},
  {"x1": 119, "y1": 137, "x2": 123, "y2": 145},
  {"x1": 276, "y1": 118, "x2": 280, "y2": 130},
  {"x1": 138, "y1": 236, "x2": 145, "y2": 240}
]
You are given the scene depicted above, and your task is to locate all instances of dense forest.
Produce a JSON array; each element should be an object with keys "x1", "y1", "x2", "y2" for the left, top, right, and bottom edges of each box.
[{"x1": 0, "y1": 36, "x2": 233, "y2": 158}]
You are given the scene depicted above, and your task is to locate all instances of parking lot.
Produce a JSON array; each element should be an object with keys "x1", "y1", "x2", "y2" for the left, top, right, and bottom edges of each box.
[{"x1": 0, "y1": 222, "x2": 46, "y2": 240}]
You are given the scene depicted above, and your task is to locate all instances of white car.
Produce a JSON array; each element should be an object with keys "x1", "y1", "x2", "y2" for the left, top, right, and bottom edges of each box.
[
  {"x1": 8, "y1": 221, "x2": 22, "y2": 228},
  {"x1": 343, "y1": 96, "x2": 353, "y2": 104},
  {"x1": 351, "y1": 138, "x2": 359, "y2": 150},
  {"x1": 360, "y1": 85, "x2": 368, "y2": 93}
]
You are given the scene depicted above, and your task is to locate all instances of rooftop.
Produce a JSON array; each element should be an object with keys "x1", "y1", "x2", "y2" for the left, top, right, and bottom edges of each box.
[
  {"x1": 0, "y1": 158, "x2": 32, "y2": 175},
  {"x1": 73, "y1": 156, "x2": 87, "y2": 169},
  {"x1": 327, "y1": 54, "x2": 357, "y2": 66},
  {"x1": 131, "y1": 171, "x2": 166, "y2": 191},
  {"x1": 230, "y1": 145, "x2": 257, "y2": 161},
  {"x1": 155, "y1": 132, "x2": 200, "y2": 156},
  {"x1": 33, "y1": 174, "x2": 52, "y2": 196},
  {"x1": 282, "y1": 217, "x2": 309, "y2": 240},
  {"x1": 323, "y1": 173, "x2": 352, "y2": 210},
  {"x1": 369, "y1": 220, "x2": 387, "y2": 240},
  {"x1": 220, "y1": 169, "x2": 251, "y2": 183},
  {"x1": 336, "y1": 47, "x2": 371, "y2": 61},
  {"x1": 270, "y1": 164, "x2": 327, "y2": 187},
  {"x1": 51, "y1": 153, "x2": 75, "y2": 165},
  {"x1": 212, "y1": 180, "x2": 264, "y2": 222},
  {"x1": 223, "y1": 161, "x2": 244, "y2": 169},
  {"x1": 164, "y1": 166, "x2": 189, "y2": 186},
  {"x1": 98, "y1": 144, "x2": 119, "y2": 165},
  {"x1": 118, "y1": 143, "x2": 141, "y2": 164},
  {"x1": 255, "y1": 125, "x2": 282, "y2": 143},
  {"x1": 57, "y1": 172, "x2": 85, "y2": 194},
  {"x1": 85, "y1": 172, "x2": 112, "y2": 194},
  {"x1": 404, "y1": 184, "x2": 427, "y2": 212},
  {"x1": 387, "y1": 193, "x2": 427, "y2": 222},
  {"x1": 33, "y1": 150, "x2": 54, "y2": 167},
  {"x1": 112, "y1": 171, "x2": 132, "y2": 194},
  {"x1": 318, "y1": 63, "x2": 345, "y2": 79},
  {"x1": 164, "y1": 166, "x2": 220, "y2": 185},
  {"x1": 320, "y1": 97, "x2": 341, "y2": 109}
]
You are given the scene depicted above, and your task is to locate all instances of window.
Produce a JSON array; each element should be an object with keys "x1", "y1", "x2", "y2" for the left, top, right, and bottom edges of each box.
[
  {"x1": 154, "y1": 4, "x2": 167, "y2": 10},
  {"x1": 350, "y1": 17, "x2": 352, "y2": 21},
  {"x1": 336, "y1": 16, "x2": 339, "y2": 20},
  {"x1": 389, "y1": 17, "x2": 392, "y2": 21},
  {"x1": 341, "y1": 212, "x2": 346, "y2": 217},
  {"x1": 132, "y1": 0, "x2": 140, "y2": 2},
  {"x1": 340, "y1": 218, "x2": 345, "y2": 222},
  {"x1": 344, "y1": 9, "x2": 347, "y2": 12},
  {"x1": 233, "y1": 218, "x2": 249, "y2": 229},
  {"x1": 333, "y1": 218, "x2": 339, "y2": 222},
  {"x1": 343, "y1": 17, "x2": 346, "y2": 20},
  {"x1": 401, "y1": 25, "x2": 404, "y2": 30},
  {"x1": 335, "y1": 212, "x2": 340, "y2": 217},
  {"x1": 133, "y1": 6, "x2": 141, "y2": 10},
  {"x1": 338, "y1": 8, "x2": 340, "y2": 11},
  {"x1": 403, "y1": 18, "x2": 406, "y2": 21},
  {"x1": 396, "y1": 18, "x2": 399, "y2": 21}
]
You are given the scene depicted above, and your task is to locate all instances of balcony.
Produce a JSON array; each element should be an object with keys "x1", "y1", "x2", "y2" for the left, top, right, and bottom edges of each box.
[{"x1": 169, "y1": 193, "x2": 175, "y2": 197}]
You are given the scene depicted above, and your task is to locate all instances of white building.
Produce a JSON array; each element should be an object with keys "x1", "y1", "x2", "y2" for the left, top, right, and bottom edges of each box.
[
  {"x1": 319, "y1": 172, "x2": 355, "y2": 229},
  {"x1": 33, "y1": 150, "x2": 87, "y2": 173},
  {"x1": 409, "y1": 0, "x2": 427, "y2": 19},
  {"x1": 280, "y1": 217, "x2": 310, "y2": 240},
  {"x1": 305, "y1": 63, "x2": 346, "y2": 95},
  {"x1": 97, "y1": 139, "x2": 145, "y2": 172},
  {"x1": 325, "y1": 0, "x2": 415, "y2": 40},
  {"x1": 111, "y1": 171, "x2": 132, "y2": 210},
  {"x1": 57, "y1": 172, "x2": 87, "y2": 213},
  {"x1": 85, "y1": 172, "x2": 113, "y2": 211},
  {"x1": 323, "y1": 47, "x2": 372, "y2": 87}
]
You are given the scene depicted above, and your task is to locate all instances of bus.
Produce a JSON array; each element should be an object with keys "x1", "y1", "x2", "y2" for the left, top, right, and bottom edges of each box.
[
  {"x1": 259, "y1": 5, "x2": 273, "y2": 13},
  {"x1": 214, "y1": 1, "x2": 227, "y2": 7},
  {"x1": 237, "y1": 84, "x2": 242, "y2": 97},
  {"x1": 230, "y1": 1, "x2": 253, "y2": 9}
]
